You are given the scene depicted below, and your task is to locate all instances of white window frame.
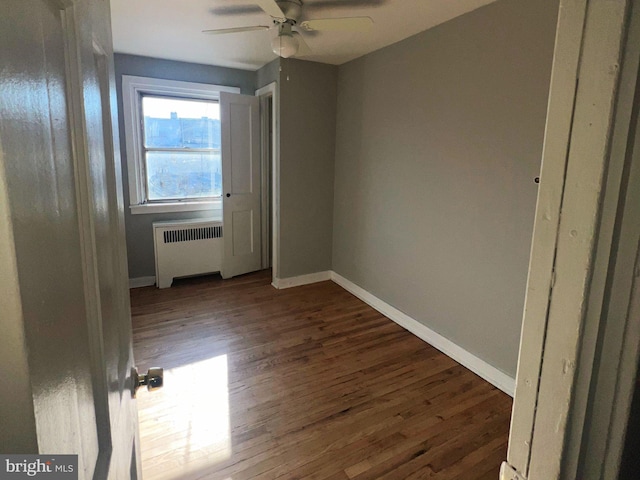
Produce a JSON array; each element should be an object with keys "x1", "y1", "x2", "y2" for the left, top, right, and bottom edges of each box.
[{"x1": 121, "y1": 75, "x2": 240, "y2": 214}]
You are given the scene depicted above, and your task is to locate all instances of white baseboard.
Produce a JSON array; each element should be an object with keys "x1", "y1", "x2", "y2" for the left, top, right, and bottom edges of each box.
[
  {"x1": 330, "y1": 271, "x2": 515, "y2": 397},
  {"x1": 129, "y1": 276, "x2": 156, "y2": 289},
  {"x1": 272, "y1": 271, "x2": 332, "y2": 290}
]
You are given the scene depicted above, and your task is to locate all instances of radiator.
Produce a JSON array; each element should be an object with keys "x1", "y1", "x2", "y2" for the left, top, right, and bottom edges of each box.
[{"x1": 153, "y1": 218, "x2": 223, "y2": 288}]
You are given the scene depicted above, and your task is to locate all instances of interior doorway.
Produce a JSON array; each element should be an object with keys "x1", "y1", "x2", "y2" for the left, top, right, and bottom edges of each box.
[{"x1": 256, "y1": 82, "x2": 278, "y2": 281}]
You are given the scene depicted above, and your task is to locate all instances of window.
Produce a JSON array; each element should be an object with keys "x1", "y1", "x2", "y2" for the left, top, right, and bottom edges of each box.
[
  {"x1": 122, "y1": 76, "x2": 240, "y2": 214},
  {"x1": 142, "y1": 96, "x2": 221, "y2": 201}
]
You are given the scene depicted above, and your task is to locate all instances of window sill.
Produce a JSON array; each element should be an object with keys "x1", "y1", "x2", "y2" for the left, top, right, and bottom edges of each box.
[{"x1": 130, "y1": 201, "x2": 222, "y2": 215}]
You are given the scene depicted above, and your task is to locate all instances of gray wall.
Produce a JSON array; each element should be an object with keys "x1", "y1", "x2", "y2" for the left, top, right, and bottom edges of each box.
[
  {"x1": 256, "y1": 58, "x2": 280, "y2": 90},
  {"x1": 114, "y1": 54, "x2": 255, "y2": 278},
  {"x1": 279, "y1": 59, "x2": 338, "y2": 278},
  {"x1": 332, "y1": 0, "x2": 559, "y2": 376}
]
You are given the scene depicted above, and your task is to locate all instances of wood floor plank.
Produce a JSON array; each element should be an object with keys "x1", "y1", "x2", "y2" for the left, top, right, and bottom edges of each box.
[{"x1": 131, "y1": 270, "x2": 512, "y2": 479}]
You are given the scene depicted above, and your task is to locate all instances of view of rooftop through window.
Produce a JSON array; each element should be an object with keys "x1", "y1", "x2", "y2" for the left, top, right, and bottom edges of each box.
[{"x1": 142, "y1": 95, "x2": 222, "y2": 201}]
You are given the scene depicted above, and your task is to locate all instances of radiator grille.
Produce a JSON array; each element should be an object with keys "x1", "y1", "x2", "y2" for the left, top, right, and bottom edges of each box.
[{"x1": 163, "y1": 225, "x2": 223, "y2": 244}]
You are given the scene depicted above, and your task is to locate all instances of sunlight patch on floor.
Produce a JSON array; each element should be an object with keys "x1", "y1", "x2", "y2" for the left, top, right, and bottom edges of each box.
[{"x1": 137, "y1": 355, "x2": 231, "y2": 479}]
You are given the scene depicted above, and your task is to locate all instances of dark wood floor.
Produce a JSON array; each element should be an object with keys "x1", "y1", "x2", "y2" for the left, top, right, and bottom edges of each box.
[{"x1": 130, "y1": 270, "x2": 512, "y2": 480}]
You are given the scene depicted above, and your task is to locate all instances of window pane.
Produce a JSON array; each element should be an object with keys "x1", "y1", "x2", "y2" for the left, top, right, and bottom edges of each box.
[
  {"x1": 146, "y1": 151, "x2": 221, "y2": 200},
  {"x1": 142, "y1": 96, "x2": 220, "y2": 149}
]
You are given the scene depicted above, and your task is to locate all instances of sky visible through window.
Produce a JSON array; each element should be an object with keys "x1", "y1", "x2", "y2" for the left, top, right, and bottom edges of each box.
[
  {"x1": 142, "y1": 96, "x2": 220, "y2": 119},
  {"x1": 142, "y1": 96, "x2": 222, "y2": 201}
]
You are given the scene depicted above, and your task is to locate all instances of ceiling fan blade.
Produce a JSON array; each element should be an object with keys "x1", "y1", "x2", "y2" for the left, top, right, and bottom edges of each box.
[
  {"x1": 305, "y1": 0, "x2": 386, "y2": 8},
  {"x1": 292, "y1": 32, "x2": 312, "y2": 56},
  {"x1": 209, "y1": 5, "x2": 264, "y2": 16},
  {"x1": 299, "y1": 16, "x2": 373, "y2": 32},
  {"x1": 254, "y1": 0, "x2": 287, "y2": 21},
  {"x1": 202, "y1": 25, "x2": 270, "y2": 35}
]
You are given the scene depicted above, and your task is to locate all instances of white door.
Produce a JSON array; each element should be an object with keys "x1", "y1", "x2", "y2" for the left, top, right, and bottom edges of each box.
[
  {"x1": 220, "y1": 92, "x2": 262, "y2": 279},
  {"x1": 0, "y1": 1, "x2": 141, "y2": 479}
]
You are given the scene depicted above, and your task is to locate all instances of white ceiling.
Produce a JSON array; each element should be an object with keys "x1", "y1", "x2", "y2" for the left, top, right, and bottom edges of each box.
[{"x1": 110, "y1": 0, "x2": 498, "y2": 71}]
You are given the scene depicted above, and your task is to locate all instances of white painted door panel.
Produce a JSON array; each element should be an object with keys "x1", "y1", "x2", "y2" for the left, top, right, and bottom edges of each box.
[
  {"x1": 0, "y1": 5, "x2": 102, "y2": 476},
  {"x1": 221, "y1": 92, "x2": 262, "y2": 279},
  {"x1": 0, "y1": 0, "x2": 140, "y2": 478}
]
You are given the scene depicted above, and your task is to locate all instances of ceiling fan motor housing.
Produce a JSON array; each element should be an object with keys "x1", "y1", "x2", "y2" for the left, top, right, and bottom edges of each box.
[{"x1": 276, "y1": 0, "x2": 302, "y2": 22}]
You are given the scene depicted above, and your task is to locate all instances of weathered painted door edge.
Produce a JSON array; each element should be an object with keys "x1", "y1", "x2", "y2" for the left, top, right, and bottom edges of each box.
[
  {"x1": 505, "y1": 0, "x2": 587, "y2": 473},
  {"x1": 503, "y1": 0, "x2": 640, "y2": 479}
]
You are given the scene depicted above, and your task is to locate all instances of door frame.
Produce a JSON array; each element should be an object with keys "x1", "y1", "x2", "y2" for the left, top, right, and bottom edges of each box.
[
  {"x1": 255, "y1": 82, "x2": 279, "y2": 281},
  {"x1": 502, "y1": 0, "x2": 640, "y2": 478}
]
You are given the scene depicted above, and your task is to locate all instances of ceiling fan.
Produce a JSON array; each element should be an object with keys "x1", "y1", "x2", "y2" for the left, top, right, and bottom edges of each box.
[{"x1": 203, "y1": 0, "x2": 374, "y2": 58}]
